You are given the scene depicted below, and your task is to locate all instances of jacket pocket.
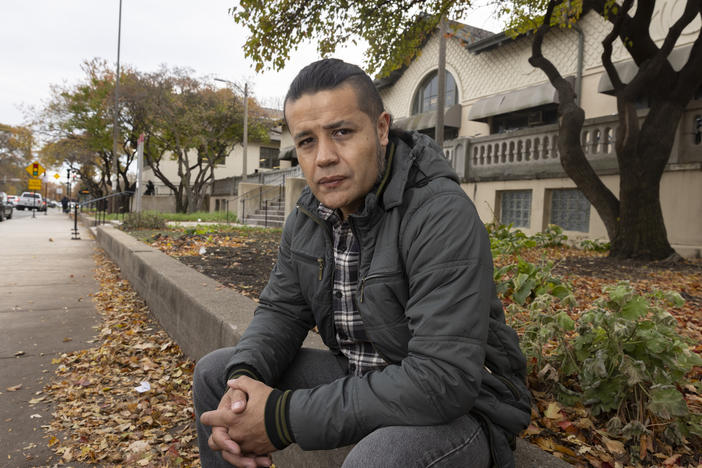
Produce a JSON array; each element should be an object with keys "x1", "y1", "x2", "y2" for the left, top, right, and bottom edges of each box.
[
  {"x1": 358, "y1": 271, "x2": 410, "y2": 363},
  {"x1": 291, "y1": 250, "x2": 325, "y2": 281}
]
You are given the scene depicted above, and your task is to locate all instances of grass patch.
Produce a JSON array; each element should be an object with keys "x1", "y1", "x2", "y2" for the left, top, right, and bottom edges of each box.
[
  {"x1": 162, "y1": 211, "x2": 237, "y2": 223},
  {"x1": 85, "y1": 210, "x2": 237, "y2": 223}
]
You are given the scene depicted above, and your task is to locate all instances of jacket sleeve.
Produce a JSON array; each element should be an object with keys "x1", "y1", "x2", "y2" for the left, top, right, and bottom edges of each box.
[
  {"x1": 288, "y1": 187, "x2": 492, "y2": 449},
  {"x1": 223, "y1": 211, "x2": 316, "y2": 384}
]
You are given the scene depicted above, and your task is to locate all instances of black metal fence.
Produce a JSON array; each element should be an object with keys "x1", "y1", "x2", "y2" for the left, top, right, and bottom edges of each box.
[{"x1": 78, "y1": 191, "x2": 134, "y2": 227}]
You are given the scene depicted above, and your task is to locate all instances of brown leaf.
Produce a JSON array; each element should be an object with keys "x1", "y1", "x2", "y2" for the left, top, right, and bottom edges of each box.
[
  {"x1": 601, "y1": 435, "x2": 626, "y2": 455},
  {"x1": 6, "y1": 384, "x2": 22, "y2": 392},
  {"x1": 545, "y1": 401, "x2": 563, "y2": 419}
]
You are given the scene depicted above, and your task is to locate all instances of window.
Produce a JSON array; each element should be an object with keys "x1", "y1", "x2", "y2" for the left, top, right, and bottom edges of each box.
[
  {"x1": 259, "y1": 147, "x2": 279, "y2": 169},
  {"x1": 490, "y1": 104, "x2": 558, "y2": 134},
  {"x1": 550, "y1": 189, "x2": 590, "y2": 232},
  {"x1": 500, "y1": 190, "x2": 532, "y2": 228},
  {"x1": 412, "y1": 71, "x2": 458, "y2": 114}
]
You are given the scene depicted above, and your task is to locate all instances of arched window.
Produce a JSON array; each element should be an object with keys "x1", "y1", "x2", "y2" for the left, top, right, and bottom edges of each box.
[{"x1": 412, "y1": 70, "x2": 458, "y2": 114}]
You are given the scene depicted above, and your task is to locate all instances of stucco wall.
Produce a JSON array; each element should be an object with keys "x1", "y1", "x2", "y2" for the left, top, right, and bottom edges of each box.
[{"x1": 462, "y1": 166, "x2": 702, "y2": 256}]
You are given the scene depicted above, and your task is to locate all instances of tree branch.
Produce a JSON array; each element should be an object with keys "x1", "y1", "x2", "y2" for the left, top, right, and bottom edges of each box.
[
  {"x1": 601, "y1": 0, "x2": 634, "y2": 93},
  {"x1": 676, "y1": 4, "x2": 702, "y2": 100},
  {"x1": 660, "y1": 0, "x2": 700, "y2": 58}
]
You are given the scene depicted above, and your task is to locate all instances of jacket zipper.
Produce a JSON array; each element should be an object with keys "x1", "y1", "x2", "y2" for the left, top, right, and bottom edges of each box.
[
  {"x1": 485, "y1": 365, "x2": 521, "y2": 400},
  {"x1": 296, "y1": 204, "x2": 333, "y2": 282},
  {"x1": 292, "y1": 250, "x2": 325, "y2": 281}
]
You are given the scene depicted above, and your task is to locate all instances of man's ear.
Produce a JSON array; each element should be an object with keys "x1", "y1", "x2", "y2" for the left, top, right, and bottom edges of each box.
[{"x1": 376, "y1": 111, "x2": 391, "y2": 147}]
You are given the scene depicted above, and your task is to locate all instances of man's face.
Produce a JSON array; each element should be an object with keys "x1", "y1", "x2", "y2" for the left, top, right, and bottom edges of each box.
[{"x1": 285, "y1": 84, "x2": 390, "y2": 219}]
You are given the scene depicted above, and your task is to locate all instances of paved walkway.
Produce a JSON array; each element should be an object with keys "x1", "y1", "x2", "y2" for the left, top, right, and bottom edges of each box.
[{"x1": 0, "y1": 208, "x2": 99, "y2": 466}]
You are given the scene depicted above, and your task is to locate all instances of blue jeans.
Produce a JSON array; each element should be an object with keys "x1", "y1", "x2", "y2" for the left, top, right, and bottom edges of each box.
[{"x1": 193, "y1": 347, "x2": 490, "y2": 468}]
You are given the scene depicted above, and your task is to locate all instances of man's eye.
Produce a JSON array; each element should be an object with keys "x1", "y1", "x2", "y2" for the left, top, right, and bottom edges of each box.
[
  {"x1": 297, "y1": 138, "x2": 313, "y2": 148},
  {"x1": 333, "y1": 128, "x2": 352, "y2": 137}
]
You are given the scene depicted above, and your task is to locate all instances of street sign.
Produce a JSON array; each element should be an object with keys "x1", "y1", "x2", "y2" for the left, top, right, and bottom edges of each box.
[
  {"x1": 54, "y1": 173, "x2": 60, "y2": 180},
  {"x1": 28, "y1": 179, "x2": 42, "y2": 190},
  {"x1": 26, "y1": 161, "x2": 45, "y2": 177}
]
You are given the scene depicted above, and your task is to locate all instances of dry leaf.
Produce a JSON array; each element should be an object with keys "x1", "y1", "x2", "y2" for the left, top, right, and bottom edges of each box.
[
  {"x1": 6, "y1": 384, "x2": 22, "y2": 392},
  {"x1": 127, "y1": 440, "x2": 150, "y2": 453},
  {"x1": 545, "y1": 401, "x2": 563, "y2": 419},
  {"x1": 601, "y1": 436, "x2": 626, "y2": 455}
]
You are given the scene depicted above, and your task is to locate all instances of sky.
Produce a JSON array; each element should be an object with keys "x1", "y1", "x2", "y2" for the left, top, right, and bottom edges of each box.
[{"x1": 0, "y1": 0, "x2": 503, "y2": 128}]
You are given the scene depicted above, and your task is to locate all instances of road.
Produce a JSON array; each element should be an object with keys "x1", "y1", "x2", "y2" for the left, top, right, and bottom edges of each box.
[{"x1": 0, "y1": 207, "x2": 99, "y2": 466}]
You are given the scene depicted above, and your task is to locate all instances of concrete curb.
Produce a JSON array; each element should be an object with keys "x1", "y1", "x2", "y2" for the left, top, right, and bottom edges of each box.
[{"x1": 94, "y1": 223, "x2": 572, "y2": 468}]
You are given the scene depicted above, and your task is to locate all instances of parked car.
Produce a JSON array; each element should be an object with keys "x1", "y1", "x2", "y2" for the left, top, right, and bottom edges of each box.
[
  {"x1": 0, "y1": 192, "x2": 13, "y2": 221},
  {"x1": 16, "y1": 192, "x2": 46, "y2": 211},
  {"x1": 7, "y1": 195, "x2": 19, "y2": 206}
]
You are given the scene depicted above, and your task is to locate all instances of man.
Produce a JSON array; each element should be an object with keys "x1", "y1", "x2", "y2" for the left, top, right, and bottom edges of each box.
[{"x1": 195, "y1": 59, "x2": 530, "y2": 468}]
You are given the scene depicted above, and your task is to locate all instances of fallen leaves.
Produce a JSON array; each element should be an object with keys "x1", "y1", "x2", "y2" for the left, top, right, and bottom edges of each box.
[
  {"x1": 6, "y1": 384, "x2": 22, "y2": 392},
  {"x1": 43, "y1": 252, "x2": 199, "y2": 466},
  {"x1": 127, "y1": 228, "x2": 702, "y2": 467}
]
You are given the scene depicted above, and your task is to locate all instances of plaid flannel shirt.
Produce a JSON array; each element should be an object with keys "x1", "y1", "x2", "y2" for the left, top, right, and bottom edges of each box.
[{"x1": 318, "y1": 204, "x2": 387, "y2": 376}]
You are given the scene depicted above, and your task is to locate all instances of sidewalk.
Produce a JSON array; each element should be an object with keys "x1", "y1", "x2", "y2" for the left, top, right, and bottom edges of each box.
[{"x1": 0, "y1": 209, "x2": 99, "y2": 466}]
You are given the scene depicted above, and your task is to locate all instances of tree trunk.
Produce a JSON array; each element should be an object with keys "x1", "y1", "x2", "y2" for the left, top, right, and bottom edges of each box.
[{"x1": 609, "y1": 100, "x2": 680, "y2": 259}]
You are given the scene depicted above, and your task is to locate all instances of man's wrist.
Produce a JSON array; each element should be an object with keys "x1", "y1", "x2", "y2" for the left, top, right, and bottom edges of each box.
[
  {"x1": 226, "y1": 364, "x2": 263, "y2": 385},
  {"x1": 264, "y1": 389, "x2": 295, "y2": 449}
]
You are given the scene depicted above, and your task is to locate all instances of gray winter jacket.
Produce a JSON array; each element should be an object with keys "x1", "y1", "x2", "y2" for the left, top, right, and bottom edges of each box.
[{"x1": 226, "y1": 131, "x2": 531, "y2": 467}]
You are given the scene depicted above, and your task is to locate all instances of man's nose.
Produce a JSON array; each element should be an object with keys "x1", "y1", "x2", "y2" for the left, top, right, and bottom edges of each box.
[{"x1": 315, "y1": 137, "x2": 338, "y2": 167}]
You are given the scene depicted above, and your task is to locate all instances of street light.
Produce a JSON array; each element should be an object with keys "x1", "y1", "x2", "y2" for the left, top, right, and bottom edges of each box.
[{"x1": 214, "y1": 78, "x2": 249, "y2": 179}]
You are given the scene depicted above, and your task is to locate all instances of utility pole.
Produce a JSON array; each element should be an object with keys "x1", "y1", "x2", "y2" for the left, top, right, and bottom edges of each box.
[
  {"x1": 436, "y1": 14, "x2": 447, "y2": 148},
  {"x1": 112, "y1": 0, "x2": 123, "y2": 212},
  {"x1": 214, "y1": 78, "x2": 249, "y2": 180},
  {"x1": 242, "y1": 82, "x2": 248, "y2": 180}
]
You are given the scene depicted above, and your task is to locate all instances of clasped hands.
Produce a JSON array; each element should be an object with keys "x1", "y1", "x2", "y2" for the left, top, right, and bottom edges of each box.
[{"x1": 200, "y1": 376, "x2": 276, "y2": 468}]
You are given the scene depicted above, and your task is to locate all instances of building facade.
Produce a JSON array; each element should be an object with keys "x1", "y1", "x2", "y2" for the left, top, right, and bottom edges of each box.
[{"x1": 374, "y1": 3, "x2": 702, "y2": 256}]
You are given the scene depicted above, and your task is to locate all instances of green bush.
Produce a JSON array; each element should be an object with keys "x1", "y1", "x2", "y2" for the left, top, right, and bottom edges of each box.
[
  {"x1": 517, "y1": 282, "x2": 702, "y2": 461},
  {"x1": 579, "y1": 238, "x2": 611, "y2": 252},
  {"x1": 120, "y1": 212, "x2": 167, "y2": 230},
  {"x1": 532, "y1": 224, "x2": 568, "y2": 248},
  {"x1": 495, "y1": 258, "x2": 575, "y2": 306},
  {"x1": 486, "y1": 222, "x2": 536, "y2": 255}
]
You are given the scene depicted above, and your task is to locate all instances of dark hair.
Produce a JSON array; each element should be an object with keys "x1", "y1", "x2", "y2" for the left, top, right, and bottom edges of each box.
[{"x1": 284, "y1": 58, "x2": 385, "y2": 123}]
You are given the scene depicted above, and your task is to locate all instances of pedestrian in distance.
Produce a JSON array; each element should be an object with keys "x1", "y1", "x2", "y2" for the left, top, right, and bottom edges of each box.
[
  {"x1": 61, "y1": 196, "x2": 69, "y2": 213},
  {"x1": 194, "y1": 59, "x2": 531, "y2": 468}
]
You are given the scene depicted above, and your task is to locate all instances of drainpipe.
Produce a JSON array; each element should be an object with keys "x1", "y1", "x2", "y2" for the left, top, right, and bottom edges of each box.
[{"x1": 573, "y1": 24, "x2": 584, "y2": 107}]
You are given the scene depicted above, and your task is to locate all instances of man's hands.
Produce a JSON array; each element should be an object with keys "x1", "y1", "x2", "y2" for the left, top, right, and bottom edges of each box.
[{"x1": 200, "y1": 377, "x2": 277, "y2": 468}]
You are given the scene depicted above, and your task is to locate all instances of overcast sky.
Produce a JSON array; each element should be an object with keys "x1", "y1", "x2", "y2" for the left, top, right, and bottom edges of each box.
[{"x1": 0, "y1": 0, "x2": 502, "y2": 128}]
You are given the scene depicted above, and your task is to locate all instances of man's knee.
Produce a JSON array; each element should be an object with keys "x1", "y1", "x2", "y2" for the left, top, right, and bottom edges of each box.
[{"x1": 193, "y1": 348, "x2": 236, "y2": 403}]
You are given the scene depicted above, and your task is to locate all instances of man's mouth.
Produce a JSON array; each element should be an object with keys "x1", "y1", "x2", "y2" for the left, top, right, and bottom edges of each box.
[{"x1": 318, "y1": 176, "x2": 346, "y2": 188}]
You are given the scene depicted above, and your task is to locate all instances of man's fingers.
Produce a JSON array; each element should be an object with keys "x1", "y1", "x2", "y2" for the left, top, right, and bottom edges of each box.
[
  {"x1": 221, "y1": 450, "x2": 268, "y2": 468},
  {"x1": 252, "y1": 454, "x2": 273, "y2": 467},
  {"x1": 209, "y1": 426, "x2": 241, "y2": 454},
  {"x1": 227, "y1": 375, "x2": 258, "y2": 393},
  {"x1": 229, "y1": 388, "x2": 247, "y2": 413},
  {"x1": 200, "y1": 408, "x2": 231, "y2": 428}
]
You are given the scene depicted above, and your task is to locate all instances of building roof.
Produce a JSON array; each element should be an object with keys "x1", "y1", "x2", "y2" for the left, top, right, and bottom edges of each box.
[{"x1": 374, "y1": 20, "x2": 495, "y2": 90}]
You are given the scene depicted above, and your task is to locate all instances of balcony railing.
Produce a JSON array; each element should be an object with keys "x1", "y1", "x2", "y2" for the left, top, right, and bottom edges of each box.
[{"x1": 453, "y1": 106, "x2": 702, "y2": 182}]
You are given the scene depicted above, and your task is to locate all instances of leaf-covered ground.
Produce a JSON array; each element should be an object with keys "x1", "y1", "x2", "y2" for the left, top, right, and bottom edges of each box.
[
  {"x1": 43, "y1": 226, "x2": 701, "y2": 467},
  {"x1": 138, "y1": 227, "x2": 702, "y2": 467},
  {"x1": 43, "y1": 252, "x2": 199, "y2": 466}
]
